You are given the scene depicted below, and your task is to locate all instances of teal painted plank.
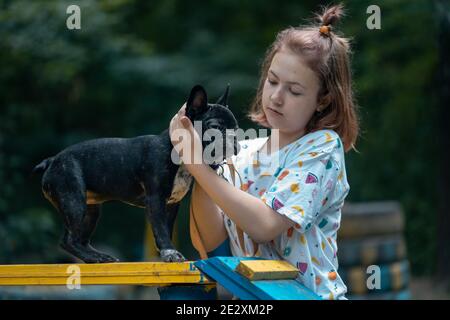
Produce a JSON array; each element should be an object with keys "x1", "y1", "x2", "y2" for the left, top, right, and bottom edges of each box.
[
  {"x1": 254, "y1": 280, "x2": 320, "y2": 300},
  {"x1": 195, "y1": 257, "x2": 321, "y2": 300}
]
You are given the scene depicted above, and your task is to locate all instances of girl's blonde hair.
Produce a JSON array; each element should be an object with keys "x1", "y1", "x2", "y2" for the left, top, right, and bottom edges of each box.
[{"x1": 247, "y1": 4, "x2": 359, "y2": 152}]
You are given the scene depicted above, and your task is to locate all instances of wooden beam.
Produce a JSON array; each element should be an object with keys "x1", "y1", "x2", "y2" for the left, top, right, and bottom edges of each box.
[
  {"x1": 235, "y1": 260, "x2": 299, "y2": 281},
  {"x1": 0, "y1": 262, "x2": 213, "y2": 286}
]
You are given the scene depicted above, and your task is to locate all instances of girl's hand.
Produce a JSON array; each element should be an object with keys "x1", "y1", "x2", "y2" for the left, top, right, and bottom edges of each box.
[{"x1": 169, "y1": 103, "x2": 203, "y2": 166}]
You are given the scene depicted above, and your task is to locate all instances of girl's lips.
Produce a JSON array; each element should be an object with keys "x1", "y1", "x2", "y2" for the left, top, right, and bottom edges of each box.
[{"x1": 267, "y1": 107, "x2": 283, "y2": 116}]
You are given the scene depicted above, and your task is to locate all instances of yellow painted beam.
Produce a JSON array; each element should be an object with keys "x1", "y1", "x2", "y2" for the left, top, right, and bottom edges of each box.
[
  {"x1": 235, "y1": 260, "x2": 299, "y2": 281},
  {"x1": 0, "y1": 262, "x2": 213, "y2": 286}
]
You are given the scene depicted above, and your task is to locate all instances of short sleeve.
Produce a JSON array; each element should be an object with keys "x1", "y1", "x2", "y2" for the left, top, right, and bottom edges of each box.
[{"x1": 261, "y1": 131, "x2": 344, "y2": 233}]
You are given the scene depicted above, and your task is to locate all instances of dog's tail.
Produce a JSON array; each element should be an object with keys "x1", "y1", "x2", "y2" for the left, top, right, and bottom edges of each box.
[{"x1": 31, "y1": 157, "x2": 54, "y2": 176}]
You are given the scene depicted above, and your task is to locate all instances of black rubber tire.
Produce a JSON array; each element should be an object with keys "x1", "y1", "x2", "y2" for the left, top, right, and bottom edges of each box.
[{"x1": 338, "y1": 201, "x2": 404, "y2": 239}]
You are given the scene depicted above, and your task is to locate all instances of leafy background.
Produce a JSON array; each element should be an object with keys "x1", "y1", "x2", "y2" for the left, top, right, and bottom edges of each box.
[{"x1": 0, "y1": 0, "x2": 447, "y2": 285}]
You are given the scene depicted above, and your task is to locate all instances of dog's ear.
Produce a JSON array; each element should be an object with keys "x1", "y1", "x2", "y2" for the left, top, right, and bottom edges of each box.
[
  {"x1": 215, "y1": 84, "x2": 230, "y2": 107},
  {"x1": 186, "y1": 85, "x2": 208, "y2": 118}
]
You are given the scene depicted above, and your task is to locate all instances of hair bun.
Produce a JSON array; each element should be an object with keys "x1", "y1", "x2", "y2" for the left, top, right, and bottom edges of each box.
[{"x1": 316, "y1": 3, "x2": 345, "y2": 27}]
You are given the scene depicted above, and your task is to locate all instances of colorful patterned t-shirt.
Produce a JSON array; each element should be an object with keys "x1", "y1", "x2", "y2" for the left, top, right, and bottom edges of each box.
[{"x1": 219, "y1": 129, "x2": 350, "y2": 300}]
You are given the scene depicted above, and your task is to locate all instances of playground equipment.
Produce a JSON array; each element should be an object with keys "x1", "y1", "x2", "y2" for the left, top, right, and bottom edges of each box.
[
  {"x1": 0, "y1": 202, "x2": 411, "y2": 300},
  {"x1": 0, "y1": 258, "x2": 319, "y2": 300},
  {"x1": 338, "y1": 201, "x2": 411, "y2": 300},
  {"x1": 0, "y1": 261, "x2": 209, "y2": 286}
]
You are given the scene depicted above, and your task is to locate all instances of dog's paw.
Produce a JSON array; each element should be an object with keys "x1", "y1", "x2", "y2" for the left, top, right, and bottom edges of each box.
[
  {"x1": 82, "y1": 244, "x2": 120, "y2": 263},
  {"x1": 81, "y1": 252, "x2": 119, "y2": 263},
  {"x1": 96, "y1": 254, "x2": 120, "y2": 263},
  {"x1": 83, "y1": 254, "x2": 119, "y2": 264},
  {"x1": 160, "y1": 249, "x2": 186, "y2": 262}
]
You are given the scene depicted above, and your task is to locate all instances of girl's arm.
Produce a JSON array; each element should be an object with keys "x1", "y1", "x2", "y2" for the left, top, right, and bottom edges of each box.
[
  {"x1": 169, "y1": 105, "x2": 294, "y2": 243},
  {"x1": 187, "y1": 162, "x2": 295, "y2": 243},
  {"x1": 191, "y1": 181, "x2": 228, "y2": 252}
]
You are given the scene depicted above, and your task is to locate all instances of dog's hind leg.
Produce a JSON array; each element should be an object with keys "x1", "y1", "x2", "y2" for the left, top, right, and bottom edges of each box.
[
  {"x1": 80, "y1": 204, "x2": 102, "y2": 246},
  {"x1": 58, "y1": 194, "x2": 95, "y2": 263},
  {"x1": 55, "y1": 190, "x2": 115, "y2": 263},
  {"x1": 79, "y1": 204, "x2": 119, "y2": 263}
]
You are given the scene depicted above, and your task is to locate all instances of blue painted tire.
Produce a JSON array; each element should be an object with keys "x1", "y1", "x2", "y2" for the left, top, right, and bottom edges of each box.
[
  {"x1": 348, "y1": 289, "x2": 411, "y2": 300},
  {"x1": 338, "y1": 235, "x2": 407, "y2": 267}
]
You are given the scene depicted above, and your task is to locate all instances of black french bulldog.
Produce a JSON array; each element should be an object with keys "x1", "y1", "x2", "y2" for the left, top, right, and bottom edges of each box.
[{"x1": 32, "y1": 85, "x2": 240, "y2": 263}]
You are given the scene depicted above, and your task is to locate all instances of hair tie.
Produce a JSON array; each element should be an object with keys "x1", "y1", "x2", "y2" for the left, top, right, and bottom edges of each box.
[{"x1": 319, "y1": 25, "x2": 331, "y2": 36}]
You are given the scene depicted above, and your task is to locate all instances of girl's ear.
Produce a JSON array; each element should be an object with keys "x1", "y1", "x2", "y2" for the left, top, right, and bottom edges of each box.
[{"x1": 317, "y1": 92, "x2": 332, "y2": 112}]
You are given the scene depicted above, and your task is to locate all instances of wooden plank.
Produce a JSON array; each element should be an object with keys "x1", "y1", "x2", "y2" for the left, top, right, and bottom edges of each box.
[
  {"x1": 235, "y1": 260, "x2": 298, "y2": 280},
  {"x1": 195, "y1": 257, "x2": 321, "y2": 300},
  {"x1": 0, "y1": 262, "x2": 213, "y2": 286}
]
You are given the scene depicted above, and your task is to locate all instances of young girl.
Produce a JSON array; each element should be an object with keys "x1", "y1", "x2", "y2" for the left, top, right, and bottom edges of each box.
[{"x1": 169, "y1": 4, "x2": 359, "y2": 300}]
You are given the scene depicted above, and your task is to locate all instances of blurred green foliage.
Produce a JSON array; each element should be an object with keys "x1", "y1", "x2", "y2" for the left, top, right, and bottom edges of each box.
[{"x1": 0, "y1": 0, "x2": 442, "y2": 275}]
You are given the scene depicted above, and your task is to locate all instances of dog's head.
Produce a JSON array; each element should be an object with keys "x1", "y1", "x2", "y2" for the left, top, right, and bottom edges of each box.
[{"x1": 185, "y1": 85, "x2": 240, "y2": 168}]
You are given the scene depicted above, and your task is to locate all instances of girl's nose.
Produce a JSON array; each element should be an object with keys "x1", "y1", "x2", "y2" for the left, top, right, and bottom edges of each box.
[{"x1": 270, "y1": 87, "x2": 283, "y2": 106}]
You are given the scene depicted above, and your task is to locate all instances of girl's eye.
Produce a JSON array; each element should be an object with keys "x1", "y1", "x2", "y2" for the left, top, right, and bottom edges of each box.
[
  {"x1": 290, "y1": 89, "x2": 302, "y2": 96},
  {"x1": 267, "y1": 78, "x2": 277, "y2": 85}
]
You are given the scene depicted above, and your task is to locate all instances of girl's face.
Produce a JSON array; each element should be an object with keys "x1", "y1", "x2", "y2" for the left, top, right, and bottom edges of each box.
[{"x1": 262, "y1": 49, "x2": 322, "y2": 138}]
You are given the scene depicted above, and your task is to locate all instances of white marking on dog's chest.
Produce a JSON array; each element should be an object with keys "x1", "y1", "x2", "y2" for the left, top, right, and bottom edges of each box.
[{"x1": 167, "y1": 165, "x2": 193, "y2": 204}]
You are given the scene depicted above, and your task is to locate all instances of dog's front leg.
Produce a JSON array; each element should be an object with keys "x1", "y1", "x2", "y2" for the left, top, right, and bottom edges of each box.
[
  {"x1": 145, "y1": 194, "x2": 186, "y2": 262},
  {"x1": 166, "y1": 202, "x2": 180, "y2": 241}
]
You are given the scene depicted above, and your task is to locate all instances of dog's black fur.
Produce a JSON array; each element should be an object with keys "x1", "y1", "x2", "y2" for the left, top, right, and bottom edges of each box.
[{"x1": 32, "y1": 85, "x2": 239, "y2": 263}]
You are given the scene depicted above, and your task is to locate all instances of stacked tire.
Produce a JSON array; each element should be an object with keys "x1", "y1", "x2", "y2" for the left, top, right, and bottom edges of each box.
[{"x1": 337, "y1": 201, "x2": 411, "y2": 300}]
